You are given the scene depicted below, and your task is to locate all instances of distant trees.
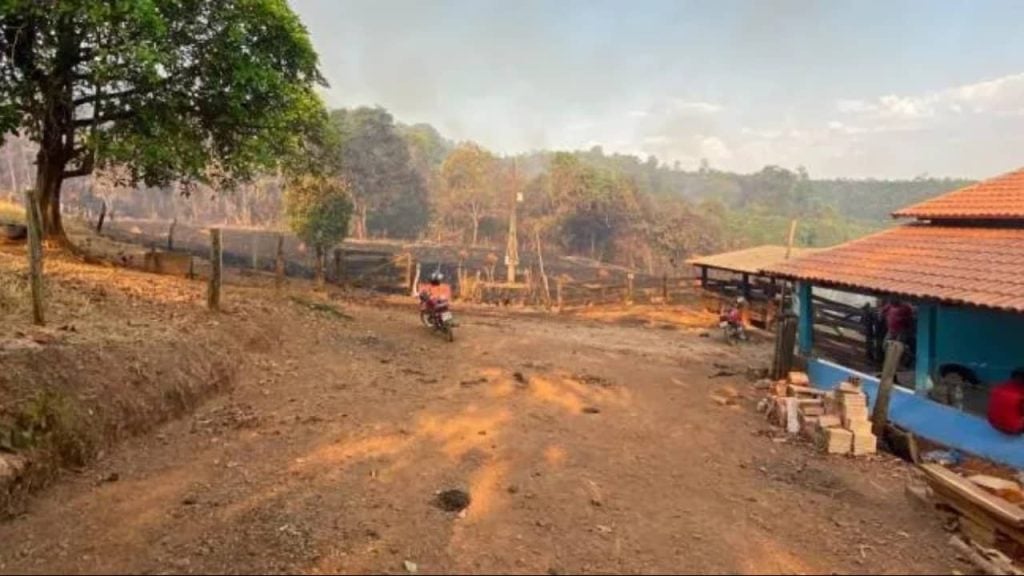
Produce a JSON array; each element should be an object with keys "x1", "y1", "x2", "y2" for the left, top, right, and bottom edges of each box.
[
  {"x1": 331, "y1": 108, "x2": 428, "y2": 240},
  {"x1": 439, "y1": 143, "x2": 498, "y2": 246},
  {"x1": 284, "y1": 176, "x2": 353, "y2": 286},
  {"x1": 13, "y1": 83, "x2": 977, "y2": 273},
  {"x1": 0, "y1": 0, "x2": 326, "y2": 245}
]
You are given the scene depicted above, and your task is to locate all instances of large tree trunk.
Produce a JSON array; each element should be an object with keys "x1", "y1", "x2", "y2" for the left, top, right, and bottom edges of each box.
[{"x1": 36, "y1": 155, "x2": 69, "y2": 247}]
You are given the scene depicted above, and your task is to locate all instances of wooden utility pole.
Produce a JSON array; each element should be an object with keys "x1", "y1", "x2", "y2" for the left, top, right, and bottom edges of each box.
[
  {"x1": 505, "y1": 158, "x2": 520, "y2": 284},
  {"x1": 872, "y1": 340, "x2": 906, "y2": 436},
  {"x1": 25, "y1": 189, "x2": 44, "y2": 325},
  {"x1": 208, "y1": 228, "x2": 222, "y2": 311},
  {"x1": 274, "y1": 234, "x2": 285, "y2": 291}
]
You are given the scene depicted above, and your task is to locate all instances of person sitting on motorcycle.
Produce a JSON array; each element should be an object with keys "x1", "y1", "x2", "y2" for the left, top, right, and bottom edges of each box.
[
  {"x1": 421, "y1": 271, "x2": 450, "y2": 303},
  {"x1": 726, "y1": 297, "x2": 746, "y2": 325}
]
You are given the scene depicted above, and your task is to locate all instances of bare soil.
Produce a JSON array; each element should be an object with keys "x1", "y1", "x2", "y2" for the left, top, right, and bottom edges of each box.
[{"x1": 0, "y1": 246, "x2": 965, "y2": 574}]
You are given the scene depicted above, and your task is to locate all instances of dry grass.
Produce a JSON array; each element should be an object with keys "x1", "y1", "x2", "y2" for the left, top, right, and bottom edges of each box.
[
  {"x1": 0, "y1": 199, "x2": 24, "y2": 224},
  {"x1": 0, "y1": 264, "x2": 30, "y2": 318}
]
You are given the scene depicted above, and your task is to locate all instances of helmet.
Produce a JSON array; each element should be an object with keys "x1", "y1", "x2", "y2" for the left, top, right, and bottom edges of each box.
[{"x1": 429, "y1": 271, "x2": 444, "y2": 285}]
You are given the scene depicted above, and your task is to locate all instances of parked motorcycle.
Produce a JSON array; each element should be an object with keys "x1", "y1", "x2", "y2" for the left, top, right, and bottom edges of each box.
[{"x1": 419, "y1": 273, "x2": 456, "y2": 342}]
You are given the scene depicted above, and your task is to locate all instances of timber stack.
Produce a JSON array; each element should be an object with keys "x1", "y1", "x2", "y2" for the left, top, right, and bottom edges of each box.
[
  {"x1": 759, "y1": 372, "x2": 877, "y2": 456},
  {"x1": 912, "y1": 464, "x2": 1024, "y2": 574}
]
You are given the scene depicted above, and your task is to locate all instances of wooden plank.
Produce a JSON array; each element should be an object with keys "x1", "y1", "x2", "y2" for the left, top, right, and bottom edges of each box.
[
  {"x1": 788, "y1": 385, "x2": 826, "y2": 397},
  {"x1": 812, "y1": 294, "x2": 864, "y2": 315},
  {"x1": 921, "y1": 464, "x2": 1024, "y2": 527}
]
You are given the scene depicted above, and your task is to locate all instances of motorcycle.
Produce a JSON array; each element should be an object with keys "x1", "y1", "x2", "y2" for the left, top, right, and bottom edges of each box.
[{"x1": 419, "y1": 290, "x2": 456, "y2": 342}]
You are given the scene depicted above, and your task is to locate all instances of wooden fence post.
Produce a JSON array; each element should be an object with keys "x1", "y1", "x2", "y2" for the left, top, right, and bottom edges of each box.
[
  {"x1": 95, "y1": 200, "x2": 106, "y2": 234},
  {"x1": 411, "y1": 262, "x2": 421, "y2": 297},
  {"x1": 627, "y1": 272, "x2": 635, "y2": 305},
  {"x1": 274, "y1": 233, "x2": 285, "y2": 291},
  {"x1": 314, "y1": 247, "x2": 325, "y2": 290},
  {"x1": 25, "y1": 189, "x2": 44, "y2": 325},
  {"x1": 535, "y1": 228, "x2": 551, "y2": 306},
  {"x1": 404, "y1": 253, "x2": 414, "y2": 292},
  {"x1": 662, "y1": 272, "x2": 669, "y2": 303},
  {"x1": 167, "y1": 217, "x2": 176, "y2": 251},
  {"x1": 872, "y1": 340, "x2": 906, "y2": 436},
  {"x1": 207, "y1": 228, "x2": 222, "y2": 311},
  {"x1": 250, "y1": 233, "x2": 259, "y2": 270}
]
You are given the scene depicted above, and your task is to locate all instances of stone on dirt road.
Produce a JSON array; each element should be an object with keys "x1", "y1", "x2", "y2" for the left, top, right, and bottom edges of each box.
[{"x1": 436, "y1": 489, "x2": 471, "y2": 512}]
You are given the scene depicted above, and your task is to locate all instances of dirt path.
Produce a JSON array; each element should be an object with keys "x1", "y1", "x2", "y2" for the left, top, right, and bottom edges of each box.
[{"x1": 0, "y1": 302, "x2": 961, "y2": 575}]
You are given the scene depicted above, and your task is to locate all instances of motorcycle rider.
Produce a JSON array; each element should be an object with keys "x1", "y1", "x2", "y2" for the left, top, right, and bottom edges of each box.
[
  {"x1": 423, "y1": 271, "x2": 447, "y2": 301},
  {"x1": 722, "y1": 297, "x2": 748, "y2": 341}
]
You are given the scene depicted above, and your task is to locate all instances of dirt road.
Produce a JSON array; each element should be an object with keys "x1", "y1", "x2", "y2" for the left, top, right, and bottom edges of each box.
[{"x1": 0, "y1": 302, "x2": 960, "y2": 574}]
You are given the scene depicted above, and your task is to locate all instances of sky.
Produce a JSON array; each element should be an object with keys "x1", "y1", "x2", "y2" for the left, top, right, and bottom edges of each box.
[{"x1": 289, "y1": 0, "x2": 1024, "y2": 179}]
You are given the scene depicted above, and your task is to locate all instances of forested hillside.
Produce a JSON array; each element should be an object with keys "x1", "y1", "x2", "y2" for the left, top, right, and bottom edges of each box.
[{"x1": 0, "y1": 110, "x2": 974, "y2": 272}]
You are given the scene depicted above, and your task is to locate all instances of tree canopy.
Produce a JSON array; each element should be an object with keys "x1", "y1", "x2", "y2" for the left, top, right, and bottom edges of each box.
[
  {"x1": 331, "y1": 107, "x2": 428, "y2": 240},
  {"x1": 0, "y1": 0, "x2": 327, "y2": 242}
]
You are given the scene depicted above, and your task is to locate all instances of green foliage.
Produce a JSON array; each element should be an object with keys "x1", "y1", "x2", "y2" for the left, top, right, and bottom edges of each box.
[
  {"x1": 439, "y1": 142, "x2": 499, "y2": 245},
  {"x1": 0, "y1": 390, "x2": 93, "y2": 466},
  {"x1": 331, "y1": 107, "x2": 429, "y2": 239},
  {"x1": 284, "y1": 176, "x2": 353, "y2": 251},
  {"x1": 0, "y1": 0, "x2": 328, "y2": 236}
]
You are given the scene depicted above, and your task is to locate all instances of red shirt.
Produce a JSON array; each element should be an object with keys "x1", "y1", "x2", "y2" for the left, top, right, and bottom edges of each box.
[
  {"x1": 988, "y1": 379, "x2": 1024, "y2": 435},
  {"x1": 883, "y1": 303, "x2": 913, "y2": 336}
]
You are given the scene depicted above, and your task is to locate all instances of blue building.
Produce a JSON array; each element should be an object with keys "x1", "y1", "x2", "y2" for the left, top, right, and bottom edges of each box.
[{"x1": 765, "y1": 168, "x2": 1024, "y2": 468}]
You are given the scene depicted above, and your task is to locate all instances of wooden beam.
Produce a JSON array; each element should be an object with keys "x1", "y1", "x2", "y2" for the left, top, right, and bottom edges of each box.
[{"x1": 920, "y1": 463, "x2": 1024, "y2": 526}]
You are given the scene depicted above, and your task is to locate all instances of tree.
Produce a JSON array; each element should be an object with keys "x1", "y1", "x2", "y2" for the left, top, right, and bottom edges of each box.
[
  {"x1": 331, "y1": 107, "x2": 428, "y2": 240},
  {"x1": 0, "y1": 0, "x2": 326, "y2": 245},
  {"x1": 439, "y1": 142, "x2": 497, "y2": 246},
  {"x1": 284, "y1": 175, "x2": 352, "y2": 287}
]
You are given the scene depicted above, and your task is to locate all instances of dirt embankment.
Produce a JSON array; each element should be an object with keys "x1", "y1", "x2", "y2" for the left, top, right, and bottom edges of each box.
[{"x1": 0, "y1": 244, "x2": 285, "y2": 514}]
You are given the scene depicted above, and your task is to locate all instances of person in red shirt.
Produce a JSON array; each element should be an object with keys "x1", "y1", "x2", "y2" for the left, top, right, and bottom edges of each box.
[
  {"x1": 988, "y1": 369, "x2": 1024, "y2": 435},
  {"x1": 881, "y1": 299, "x2": 914, "y2": 343}
]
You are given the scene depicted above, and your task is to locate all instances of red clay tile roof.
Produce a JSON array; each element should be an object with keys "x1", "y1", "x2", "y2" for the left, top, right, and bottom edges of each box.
[
  {"x1": 893, "y1": 168, "x2": 1024, "y2": 220},
  {"x1": 763, "y1": 224, "x2": 1024, "y2": 312}
]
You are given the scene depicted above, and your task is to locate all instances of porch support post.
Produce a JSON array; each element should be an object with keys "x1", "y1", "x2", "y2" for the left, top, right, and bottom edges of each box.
[
  {"x1": 797, "y1": 282, "x2": 813, "y2": 355},
  {"x1": 700, "y1": 266, "x2": 708, "y2": 288},
  {"x1": 915, "y1": 303, "x2": 937, "y2": 394}
]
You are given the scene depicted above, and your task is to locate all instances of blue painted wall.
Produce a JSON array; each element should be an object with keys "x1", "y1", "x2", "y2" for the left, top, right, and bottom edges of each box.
[
  {"x1": 807, "y1": 358, "x2": 1024, "y2": 469},
  {"x1": 933, "y1": 306, "x2": 1024, "y2": 384}
]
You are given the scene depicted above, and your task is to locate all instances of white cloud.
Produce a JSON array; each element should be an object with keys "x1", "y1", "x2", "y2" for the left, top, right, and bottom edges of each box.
[
  {"x1": 670, "y1": 99, "x2": 723, "y2": 114},
  {"x1": 627, "y1": 110, "x2": 649, "y2": 118},
  {"x1": 878, "y1": 94, "x2": 934, "y2": 118},
  {"x1": 945, "y1": 72, "x2": 1024, "y2": 115},
  {"x1": 838, "y1": 72, "x2": 1024, "y2": 124},
  {"x1": 698, "y1": 136, "x2": 732, "y2": 161},
  {"x1": 836, "y1": 99, "x2": 876, "y2": 114}
]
